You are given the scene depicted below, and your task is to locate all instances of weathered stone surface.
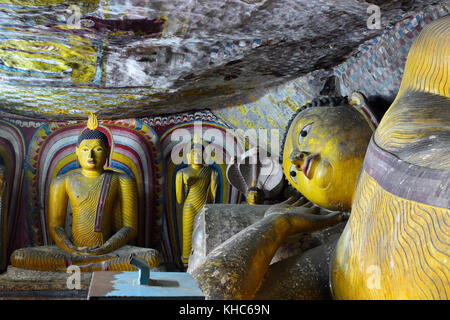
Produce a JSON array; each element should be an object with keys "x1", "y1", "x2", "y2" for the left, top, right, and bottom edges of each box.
[
  {"x1": 0, "y1": 263, "x2": 170, "y2": 299},
  {"x1": 187, "y1": 204, "x2": 268, "y2": 274},
  {"x1": 0, "y1": 265, "x2": 92, "y2": 291},
  {"x1": 0, "y1": 0, "x2": 441, "y2": 119},
  {"x1": 187, "y1": 203, "x2": 346, "y2": 274}
]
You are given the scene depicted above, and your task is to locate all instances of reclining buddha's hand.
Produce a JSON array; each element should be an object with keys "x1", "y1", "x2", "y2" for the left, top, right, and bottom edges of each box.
[
  {"x1": 264, "y1": 194, "x2": 348, "y2": 235},
  {"x1": 265, "y1": 194, "x2": 315, "y2": 216}
]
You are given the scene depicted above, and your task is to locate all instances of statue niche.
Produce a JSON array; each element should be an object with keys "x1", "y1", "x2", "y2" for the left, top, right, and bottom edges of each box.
[
  {"x1": 10, "y1": 114, "x2": 161, "y2": 272},
  {"x1": 0, "y1": 166, "x2": 7, "y2": 272}
]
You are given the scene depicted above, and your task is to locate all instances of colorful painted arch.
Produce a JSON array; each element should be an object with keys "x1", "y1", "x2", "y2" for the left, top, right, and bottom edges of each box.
[
  {"x1": 0, "y1": 119, "x2": 25, "y2": 271},
  {"x1": 25, "y1": 119, "x2": 164, "y2": 249},
  {"x1": 160, "y1": 120, "x2": 245, "y2": 266}
]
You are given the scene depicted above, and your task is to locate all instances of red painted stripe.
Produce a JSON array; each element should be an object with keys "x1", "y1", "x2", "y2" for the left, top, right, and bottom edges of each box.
[{"x1": 94, "y1": 172, "x2": 113, "y2": 232}]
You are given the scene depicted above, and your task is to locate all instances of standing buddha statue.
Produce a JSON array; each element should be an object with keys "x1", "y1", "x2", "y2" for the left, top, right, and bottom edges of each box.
[{"x1": 176, "y1": 136, "x2": 219, "y2": 266}]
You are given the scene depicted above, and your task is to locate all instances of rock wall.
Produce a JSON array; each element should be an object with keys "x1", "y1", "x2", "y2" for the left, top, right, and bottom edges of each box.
[
  {"x1": 211, "y1": 2, "x2": 449, "y2": 146},
  {"x1": 0, "y1": 0, "x2": 442, "y2": 119}
]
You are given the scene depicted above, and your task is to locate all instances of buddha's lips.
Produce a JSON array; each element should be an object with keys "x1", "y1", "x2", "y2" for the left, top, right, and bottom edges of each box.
[
  {"x1": 302, "y1": 153, "x2": 320, "y2": 178},
  {"x1": 88, "y1": 159, "x2": 94, "y2": 164}
]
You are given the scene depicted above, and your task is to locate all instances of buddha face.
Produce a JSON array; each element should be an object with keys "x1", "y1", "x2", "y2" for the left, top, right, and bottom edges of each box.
[
  {"x1": 247, "y1": 190, "x2": 261, "y2": 205},
  {"x1": 283, "y1": 105, "x2": 373, "y2": 211},
  {"x1": 76, "y1": 139, "x2": 109, "y2": 172},
  {"x1": 187, "y1": 144, "x2": 204, "y2": 167}
]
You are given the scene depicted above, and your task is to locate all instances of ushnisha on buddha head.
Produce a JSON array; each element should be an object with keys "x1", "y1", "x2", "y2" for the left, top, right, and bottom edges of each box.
[{"x1": 75, "y1": 113, "x2": 111, "y2": 175}]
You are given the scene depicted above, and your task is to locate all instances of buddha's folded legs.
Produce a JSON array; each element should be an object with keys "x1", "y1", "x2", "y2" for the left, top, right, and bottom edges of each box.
[{"x1": 10, "y1": 245, "x2": 161, "y2": 272}]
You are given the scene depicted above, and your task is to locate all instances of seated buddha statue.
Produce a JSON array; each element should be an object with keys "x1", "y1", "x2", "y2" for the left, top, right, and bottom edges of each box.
[
  {"x1": 10, "y1": 114, "x2": 161, "y2": 272},
  {"x1": 176, "y1": 137, "x2": 219, "y2": 266},
  {"x1": 192, "y1": 17, "x2": 449, "y2": 300}
]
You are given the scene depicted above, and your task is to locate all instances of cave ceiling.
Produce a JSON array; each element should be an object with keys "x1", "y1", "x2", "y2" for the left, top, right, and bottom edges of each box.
[{"x1": 0, "y1": 0, "x2": 442, "y2": 120}]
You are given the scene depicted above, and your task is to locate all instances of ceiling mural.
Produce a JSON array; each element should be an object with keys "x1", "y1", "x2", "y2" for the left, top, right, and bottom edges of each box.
[
  {"x1": 211, "y1": 2, "x2": 449, "y2": 133},
  {"x1": 0, "y1": 0, "x2": 444, "y2": 120}
]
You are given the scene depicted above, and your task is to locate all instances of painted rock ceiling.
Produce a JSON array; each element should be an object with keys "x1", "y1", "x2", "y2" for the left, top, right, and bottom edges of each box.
[{"x1": 0, "y1": 0, "x2": 442, "y2": 120}]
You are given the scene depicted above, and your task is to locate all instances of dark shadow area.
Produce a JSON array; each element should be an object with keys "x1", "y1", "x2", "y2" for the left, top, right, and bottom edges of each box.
[
  {"x1": 149, "y1": 279, "x2": 180, "y2": 288},
  {"x1": 366, "y1": 95, "x2": 395, "y2": 121}
]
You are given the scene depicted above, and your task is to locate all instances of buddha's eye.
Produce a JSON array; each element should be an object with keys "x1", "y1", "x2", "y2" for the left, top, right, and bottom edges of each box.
[
  {"x1": 289, "y1": 164, "x2": 297, "y2": 184},
  {"x1": 298, "y1": 123, "x2": 312, "y2": 144}
]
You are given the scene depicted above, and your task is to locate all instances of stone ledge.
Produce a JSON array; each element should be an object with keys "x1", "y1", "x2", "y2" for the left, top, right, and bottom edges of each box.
[
  {"x1": 0, "y1": 266, "x2": 91, "y2": 299},
  {"x1": 0, "y1": 266, "x2": 92, "y2": 291},
  {"x1": 0, "y1": 262, "x2": 173, "y2": 299},
  {"x1": 0, "y1": 290, "x2": 88, "y2": 300}
]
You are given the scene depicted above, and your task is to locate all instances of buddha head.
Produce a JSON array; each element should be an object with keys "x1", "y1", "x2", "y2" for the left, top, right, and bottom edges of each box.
[
  {"x1": 246, "y1": 186, "x2": 263, "y2": 205},
  {"x1": 186, "y1": 135, "x2": 206, "y2": 168},
  {"x1": 75, "y1": 113, "x2": 111, "y2": 173},
  {"x1": 282, "y1": 96, "x2": 375, "y2": 211}
]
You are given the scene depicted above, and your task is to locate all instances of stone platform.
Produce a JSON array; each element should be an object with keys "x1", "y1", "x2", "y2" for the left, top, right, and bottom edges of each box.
[
  {"x1": 0, "y1": 266, "x2": 91, "y2": 300},
  {"x1": 0, "y1": 263, "x2": 173, "y2": 300}
]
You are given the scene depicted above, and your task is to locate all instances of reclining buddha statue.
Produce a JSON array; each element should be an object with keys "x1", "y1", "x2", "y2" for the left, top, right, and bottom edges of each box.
[
  {"x1": 191, "y1": 17, "x2": 449, "y2": 299},
  {"x1": 11, "y1": 114, "x2": 161, "y2": 272},
  {"x1": 192, "y1": 92, "x2": 375, "y2": 299}
]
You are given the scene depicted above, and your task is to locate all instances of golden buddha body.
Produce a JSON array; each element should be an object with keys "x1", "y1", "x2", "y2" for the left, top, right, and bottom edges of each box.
[
  {"x1": 11, "y1": 115, "x2": 161, "y2": 272},
  {"x1": 176, "y1": 143, "x2": 219, "y2": 266},
  {"x1": 331, "y1": 17, "x2": 450, "y2": 299}
]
